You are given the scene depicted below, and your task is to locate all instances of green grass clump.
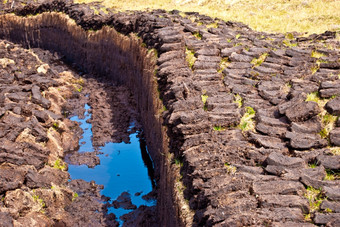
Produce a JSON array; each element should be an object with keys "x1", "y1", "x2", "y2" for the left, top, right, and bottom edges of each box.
[
  {"x1": 192, "y1": 32, "x2": 202, "y2": 40},
  {"x1": 213, "y1": 126, "x2": 225, "y2": 131},
  {"x1": 72, "y1": 77, "x2": 84, "y2": 85},
  {"x1": 319, "y1": 113, "x2": 337, "y2": 139},
  {"x1": 206, "y1": 22, "x2": 219, "y2": 28},
  {"x1": 185, "y1": 48, "x2": 196, "y2": 69},
  {"x1": 311, "y1": 50, "x2": 325, "y2": 59},
  {"x1": 325, "y1": 169, "x2": 340, "y2": 181},
  {"x1": 251, "y1": 53, "x2": 268, "y2": 67},
  {"x1": 311, "y1": 64, "x2": 320, "y2": 74},
  {"x1": 308, "y1": 163, "x2": 318, "y2": 168},
  {"x1": 238, "y1": 106, "x2": 256, "y2": 131},
  {"x1": 201, "y1": 93, "x2": 208, "y2": 111},
  {"x1": 282, "y1": 39, "x2": 298, "y2": 47},
  {"x1": 52, "y1": 122, "x2": 59, "y2": 130},
  {"x1": 306, "y1": 91, "x2": 320, "y2": 103},
  {"x1": 53, "y1": 159, "x2": 67, "y2": 171},
  {"x1": 325, "y1": 208, "x2": 333, "y2": 213},
  {"x1": 201, "y1": 94, "x2": 208, "y2": 104},
  {"x1": 147, "y1": 48, "x2": 158, "y2": 58},
  {"x1": 219, "y1": 57, "x2": 230, "y2": 73},
  {"x1": 73, "y1": 84, "x2": 83, "y2": 93},
  {"x1": 72, "y1": 192, "x2": 79, "y2": 201},
  {"x1": 304, "y1": 186, "x2": 324, "y2": 213},
  {"x1": 32, "y1": 193, "x2": 46, "y2": 210},
  {"x1": 173, "y1": 158, "x2": 183, "y2": 167},
  {"x1": 233, "y1": 94, "x2": 243, "y2": 108},
  {"x1": 224, "y1": 162, "x2": 237, "y2": 174},
  {"x1": 285, "y1": 33, "x2": 295, "y2": 40}
]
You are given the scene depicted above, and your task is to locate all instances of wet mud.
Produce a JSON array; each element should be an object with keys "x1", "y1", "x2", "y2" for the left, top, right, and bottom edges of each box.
[
  {"x1": 0, "y1": 40, "x2": 120, "y2": 226},
  {"x1": 0, "y1": 39, "x2": 158, "y2": 226}
]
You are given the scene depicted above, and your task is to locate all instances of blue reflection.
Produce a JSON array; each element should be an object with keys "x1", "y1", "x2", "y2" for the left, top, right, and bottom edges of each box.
[{"x1": 69, "y1": 103, "x2": 155, "y2": 225}]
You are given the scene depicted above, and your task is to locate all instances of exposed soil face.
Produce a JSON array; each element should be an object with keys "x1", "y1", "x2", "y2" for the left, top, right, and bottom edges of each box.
[
  {"x1": 0, "y1": 39, "x2": 158, "y2": 226},
  {"x1": 64, "y1": 77, "x2": 141, "y2": 167},
  {"x1": 0, "y1": 40, "x2": 119, "y2": 226},
  {"x1": 85, "y1": 78, "x2": 141, "y2": 146},
  {"x1": 0, "y1": 0, "x2": 340, "y2": 226},
  {"x1": 64, "y1": 74, "x2": 159, "y2": 226}
]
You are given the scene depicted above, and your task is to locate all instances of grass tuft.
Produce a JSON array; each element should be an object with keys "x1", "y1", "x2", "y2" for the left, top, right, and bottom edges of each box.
[
  {"x1": 72, "y1": 192, "x2": 79, "y2": 201},
  {"x1": 304, "y1": 186, "x2": 324, "y2": 213},
  {"x1": 311, "y1": 50, "x2": 325, "y2": 59},
  {"x1": 305, "y1": 91, "x2": 328, "y2": 108},
  {"x1": 185, "y1": 48, "x2": 196, "y2": 69},
  {"x1": 285, "y1": 33, "x2": 295, "y2": 40},
  {"x1": 224, "y1": 162, "x2": 237, "y2": 174},
  {"x1": 192, "y1": 31, "x2": 202, "y2": 40},
  {"x1": 206, "y1": 22, "x2": 218, "y2": 28},
  {"x1": 233, "y1": 94, "x2": 243, "y2": 108},
  {"x1": 308, "y1": 163, "x2": 317, "y2": 168},
  {"x1": 282, "y1": 39, "x2": 298, "y2": 47},
  {"x1": 201, "y1": 94, "x2": 208, "y2": 104},
  {"x1": 251, "y1": 53, "x2": 268, "y2": 67},
  {"x1": 53, "y1": 159, "x2": 67, "y2": 171},
  {"x1": 73, "y1": 84, "x2": 83, "y2": 93},
  {"x1": 32, "y1": 193, "x2": 46, "y2": 211},
  {"x1": 320, "y1": 113, "x2": 337, "y2": 139},
  {"x1": 238, "y1": 106, "x2": 256, "y2": 131},
  {"x1": 52, "y1": 122, "x2": 59, "y2": 131},
  {"x1": 201, "y1": 93, "x2": 208, "y2": 111},
  {"x1": 219, "y1": 57, "x2": 230, "y2": 73},
  {"x1": 213, "y1": 125, "x2": 225, "y2": 131},
  {"x1": 306, "y1": 91, "x2": 320, "y2": 103},
  {"x1": 325, "y1": 169, "x2": 340, "y2": 181},
  {"x1": 325, "y1": 208, "x2": 333, "y2": 213},
  {"x1": 311, "y1": 64, "x2": 320, "y2": 74}
]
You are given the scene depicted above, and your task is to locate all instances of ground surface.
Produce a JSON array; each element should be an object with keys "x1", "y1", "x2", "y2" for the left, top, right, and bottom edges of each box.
[
  {"x1": 0, "y1": 39, "x2": 158, "y2": 226},
  {"x1": 0, "y1": 40, "x2": 120, "y2": 226},
  {"x1": 75, "y1": 0, "x2": 340, "y2": 34},
  {"x1": 0, "y1": 0, "x2": 340, "y2": 226}
]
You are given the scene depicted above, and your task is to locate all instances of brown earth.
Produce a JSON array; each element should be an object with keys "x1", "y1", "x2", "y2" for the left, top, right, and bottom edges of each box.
[
  {"x1": 0, "y1": 40, "x2": 122, "y2": 226},
  {"x1": 0, "y1": 0, "x2": 339, "y2": 226}
]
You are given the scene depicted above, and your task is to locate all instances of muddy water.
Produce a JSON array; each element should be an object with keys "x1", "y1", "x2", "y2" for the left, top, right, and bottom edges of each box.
[{"x1": 68, "y1": 102, "x2": 156, "y2": 225}]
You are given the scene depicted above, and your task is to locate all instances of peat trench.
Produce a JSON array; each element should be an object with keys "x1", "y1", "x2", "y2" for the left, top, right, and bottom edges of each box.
[{"x1": 0, "y1": 0, "x2": 340, "y2": 226}]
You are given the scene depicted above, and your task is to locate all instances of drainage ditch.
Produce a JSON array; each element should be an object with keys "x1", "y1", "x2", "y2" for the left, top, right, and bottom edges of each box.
[
  {"x1": 66, "y1": 83, "x2": 157, "y2": 225},
  {"x1": 0, "y1": 9, "x2": 180, "y2": 227}
]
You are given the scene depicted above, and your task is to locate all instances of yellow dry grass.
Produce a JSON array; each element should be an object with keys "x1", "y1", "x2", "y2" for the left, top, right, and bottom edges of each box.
[{"x1": 75, "y1": 0, "x2": 340, "y2": 34}]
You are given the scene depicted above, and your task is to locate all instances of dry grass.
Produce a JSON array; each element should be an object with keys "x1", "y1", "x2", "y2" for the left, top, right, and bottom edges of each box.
[{"x1": 75, "y1": 0, "x2": 340, "y2": 34}]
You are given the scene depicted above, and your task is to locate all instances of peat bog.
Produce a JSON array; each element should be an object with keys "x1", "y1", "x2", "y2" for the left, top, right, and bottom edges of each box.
[{"x1": 0, "y1": 0, "x2": 340, "y2": 226}]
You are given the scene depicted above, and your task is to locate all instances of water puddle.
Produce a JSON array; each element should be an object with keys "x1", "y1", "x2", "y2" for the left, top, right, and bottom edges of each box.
[{"x1": 67, "y1": 102, "x2": 156, "y2": 225}]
